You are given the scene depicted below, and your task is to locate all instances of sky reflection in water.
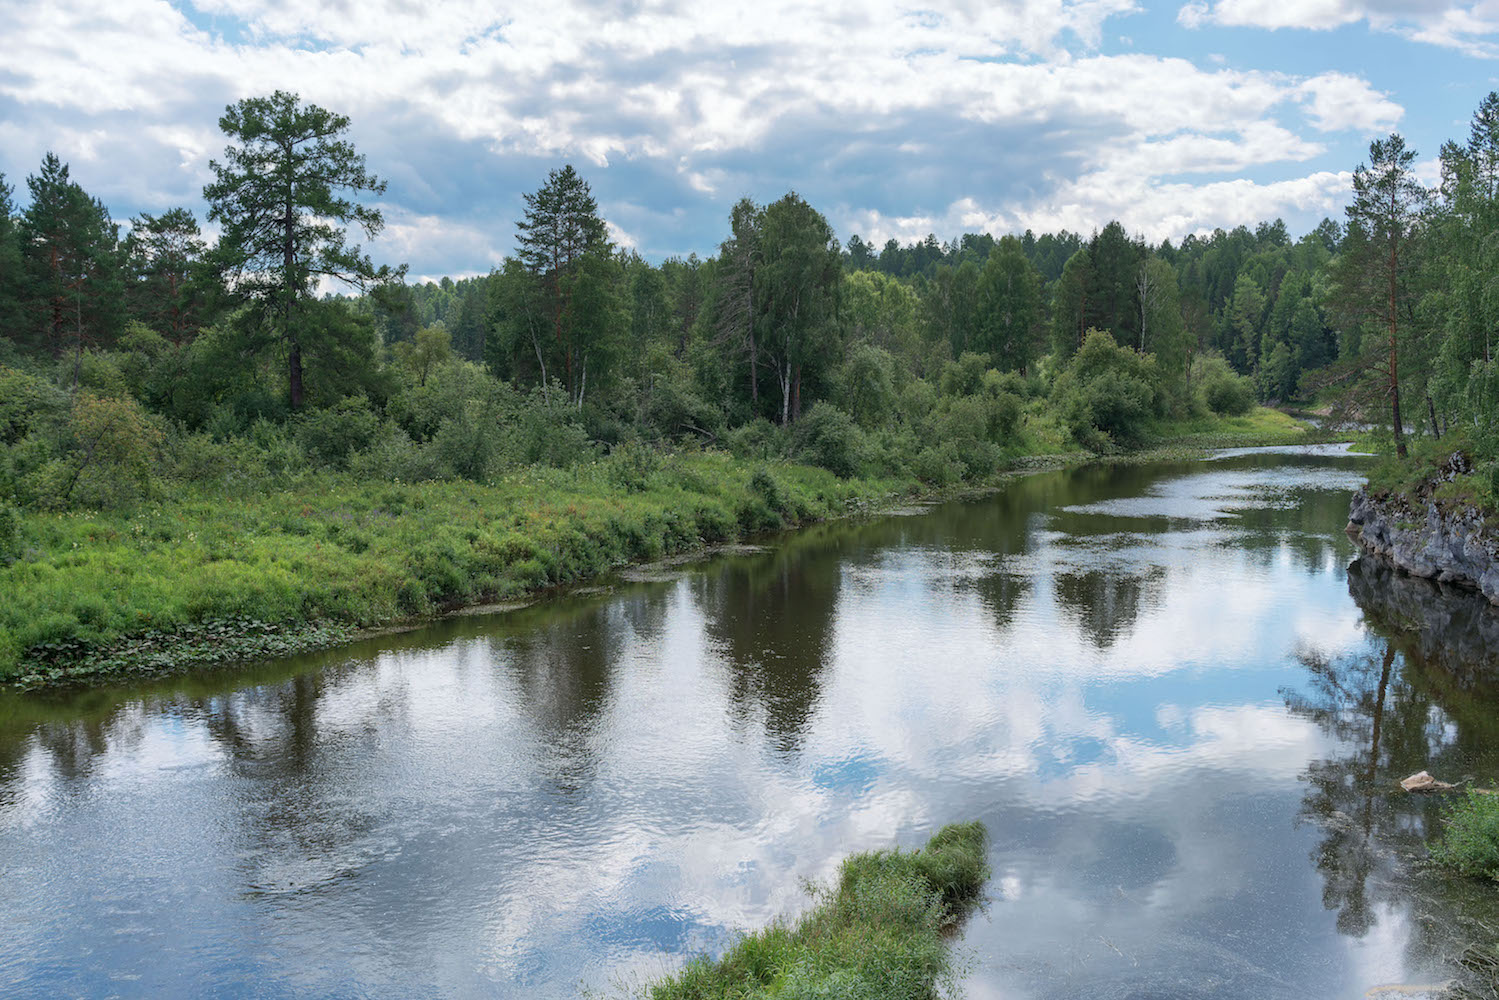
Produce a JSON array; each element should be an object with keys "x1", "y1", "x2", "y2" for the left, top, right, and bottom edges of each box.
[{"x1": 1, "y1": 445, "x2": 1496, "y2": 999}]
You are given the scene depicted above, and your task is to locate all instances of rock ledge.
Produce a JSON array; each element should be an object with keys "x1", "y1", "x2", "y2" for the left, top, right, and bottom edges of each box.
[{"x1": 1346, "y1": 452, "x2": 1499, "y2": 606}]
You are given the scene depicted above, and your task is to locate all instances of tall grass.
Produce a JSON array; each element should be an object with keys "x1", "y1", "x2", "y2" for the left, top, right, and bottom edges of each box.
[
  {"x1": 1432, "y1": 790, "x2": 1499, "y2": 880},
  {"x1": 1, "y1": 405, "x2": 1310, "y2": 687},
  {"x1": 0, "y1": 453, "x2": 906, "y2": 684},
  {"x1": 647, "y1": 822, "x2": 990, "y2": 1000}
]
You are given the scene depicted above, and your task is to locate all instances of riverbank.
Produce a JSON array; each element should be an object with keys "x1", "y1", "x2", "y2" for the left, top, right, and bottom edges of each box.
[
  {"x1": 1346, "y1": 449, "x2": 1499, "y2": 606},
  {"x1": 0, "y1": 407, "x2": 1316, "y2": 689},
  {"x1": 645, "y1": 822, "x2": 990, "y2": 999}
]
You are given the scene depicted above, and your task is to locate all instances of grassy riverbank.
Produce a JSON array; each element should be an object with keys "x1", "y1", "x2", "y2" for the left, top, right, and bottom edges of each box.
[
  {"x1": 0, "y1": 407, "x2": 1314, "y2": 687},
  {"x1": 645, "y1": 822, "x2": 990, "y2": 1000}
]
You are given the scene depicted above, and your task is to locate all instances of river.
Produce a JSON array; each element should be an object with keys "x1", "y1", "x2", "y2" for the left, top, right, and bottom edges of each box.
[{"x1": 2, "y1": 444, "x2": 1497, "y2": 999}]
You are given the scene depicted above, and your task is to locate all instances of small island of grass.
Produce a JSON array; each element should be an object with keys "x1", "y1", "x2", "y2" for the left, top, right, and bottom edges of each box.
[{"x1": 645, "y1": 822, "x2": 990, "y2": 1000}]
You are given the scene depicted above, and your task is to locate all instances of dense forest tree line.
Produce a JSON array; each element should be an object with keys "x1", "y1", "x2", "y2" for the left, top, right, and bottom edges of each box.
[{"x1": 2, "y1": 90, "x2": 1499, "y2": 518}]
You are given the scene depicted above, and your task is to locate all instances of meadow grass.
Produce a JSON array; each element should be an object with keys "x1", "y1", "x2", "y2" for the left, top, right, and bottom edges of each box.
[
  {"x1": 0, "y1": 453, "x2": 907, "y2": 684},
  {"x1": 0, "y1": 407, "x2": 1310, "y2": 687},
  {"x1": 645, "y1": 822, "x2": 990, "y2": 1000}
]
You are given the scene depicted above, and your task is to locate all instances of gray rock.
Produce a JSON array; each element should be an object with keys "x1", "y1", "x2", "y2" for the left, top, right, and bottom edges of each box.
[{"x1": 1346, "y1": 468, "x2": 1499, "y2": 606}]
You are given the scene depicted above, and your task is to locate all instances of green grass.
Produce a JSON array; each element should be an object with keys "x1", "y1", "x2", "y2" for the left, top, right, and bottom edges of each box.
[
  {"x1": 0, "y1": 453, "x2": 909, "y2": 685},
  {"x1": 1142, "y1": 406, "x2": 1320, "y2": 450},
  {"x1": 645, "y1": 822, "x2": 990, "y2": 1000},
  {"x1": 1432, "y1": 790, "x2": 1499, "y2": 880},
  {"x1": 0, "y1": 406, "x2": 1315, "y2": 688}
]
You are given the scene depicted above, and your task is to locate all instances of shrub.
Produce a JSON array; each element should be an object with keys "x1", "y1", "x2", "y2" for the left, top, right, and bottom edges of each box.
[
  {"x1": 726, "y1": 418, "x2": 784, "y2": 461},
  {"x1": 0, "y1": 367, "x2": 66, "y2": 445},
  {"x1": 791, "y1": 404, "x2": 865, "y2": 479},
  {"x1": 0, "y1": 503, "x2": 19, "y2": 562},
  {"x1": 897, "y1": 379, "x2": 937, "y2": 424},
  {"x1": 1199, "y1": 357, "x2": 1256, "y2": 416},
  {"x1": 939, "y1": 351, "x2": 992, "y2": 397},
  {"x1": 1052, "y1": 329, "x2": 1161, "y2": 451},
  {"x1": 837, "y1": 343, "x2": 897, "y2": 429},
  {"x1": 913, "y1": 441, "x2": 964, "y2": 486},
  {"x1": 51, "y1": 392, "x2": 165, "y2": 510},
  {"x1": 1432, "y1": 790, "x2": 1499, "y2": 879},
  {"x1": 606, "y1": 440, "x2": 664, "y2": 492},
  {"x1": 508, "y1": 403, "x2": 594, "y2": 467},
  {"x1": 295, "y1": 397, "x2": 380, "y2": 469}
]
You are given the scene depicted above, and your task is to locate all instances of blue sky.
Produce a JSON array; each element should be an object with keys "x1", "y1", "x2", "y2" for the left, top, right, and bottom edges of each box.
[{"x1": 2, "y1": 0, "x2": 1497, "y2": 282}]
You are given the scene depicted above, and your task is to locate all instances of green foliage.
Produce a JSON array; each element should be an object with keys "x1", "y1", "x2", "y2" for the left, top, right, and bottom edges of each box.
[
  {"x1": 1432, "y1": 790, "x2": 1499, "y2": 880},
  {"x1": 792, "y1": 403, "x2": 865, "y2": 478},
  {"x1": 0, "y1": 366, "x2": 66, "y2": 444},
  {"x1": 295, "y1": 397, "x2": 380, "y2": 470},
  {"x1": 939, "y1": 351, "x2": 991, "y2": 397},
  {"x1": 0, "y1": 503, "x2": 20, "y2": 563},
  {"x1": 1052, "y1": 329, "x2": 1162, "y2": 451},
  {"x1": 836, "y1": 343, "x2": 897, "y2": 429},
  {"x1": 1198, "y1": 357, "x2": 1257, "y2": 416},
  {"x1": 647, "y1": 822, "x2": 989, "y2": 1000},
  {"x1": 0, "y1": 453, "x2": 900, "y2": 682}
]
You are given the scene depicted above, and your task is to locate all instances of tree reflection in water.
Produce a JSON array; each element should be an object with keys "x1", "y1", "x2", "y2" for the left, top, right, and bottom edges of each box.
[{"x1": 1285, "y1": 557, "x2": 1499, "y2": 988}]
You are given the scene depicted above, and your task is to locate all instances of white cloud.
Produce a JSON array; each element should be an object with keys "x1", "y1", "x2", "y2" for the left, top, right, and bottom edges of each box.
[
  {"x1": 1297, "y1": 72, "x2": 1403, "y2": 134},
  {"x1": 0, "y1": 0, "x2": 1417, "y2": 270},
  {"x1": 1179, "y1": 0, "x2": 1499, "y2": 57}
]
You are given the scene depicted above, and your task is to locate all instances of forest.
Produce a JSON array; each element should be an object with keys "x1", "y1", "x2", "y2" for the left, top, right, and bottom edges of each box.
[{"x1": 1, "y1": 88, "x2": 1497, "y2": 682}]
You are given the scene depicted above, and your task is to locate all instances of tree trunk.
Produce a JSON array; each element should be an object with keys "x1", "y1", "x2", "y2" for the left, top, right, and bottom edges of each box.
[
  {"x1": 289, "y1": 338, "x2": 304, "y2": 410},
  {"x1": 747, "y1": 285, "x2": 758, "y2": 406},
  {"x1": 1387, "y1": 219, "x2": 1405, "y2": 458},
  {"x1": 1427, "y1": 395, "x2": 1440, "y2": 440},
  {"x1": 779, "y1": 363, "x2": 791, "y2": 426},
  {"x1": 792, "y1": 365, "x2": 802, "y2": 421},
  {"x1": 284, "y1": 174, "x2": 303, "y2": 410}
]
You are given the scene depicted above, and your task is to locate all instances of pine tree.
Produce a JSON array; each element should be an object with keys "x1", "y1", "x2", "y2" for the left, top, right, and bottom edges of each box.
[
  {"x1": 514, "y1": 164, "x2": 611, "y2": 405},
  {"x1": 1330, "y1": 134, "x2": 1428, "y2": 457},
  {"x1": 123, "y1": 207, "x2": 208, "y2": 344},
  {"x1": 18, "y1": 153, "x2": 122, "y2": 378},
  {"x1": 204, "y1": 91, "x2": 403, "y2": 409}
]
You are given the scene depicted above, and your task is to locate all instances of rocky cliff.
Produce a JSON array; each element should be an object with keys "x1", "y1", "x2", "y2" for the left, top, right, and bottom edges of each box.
[{"x1": 1345, "y1": 452, "x2": 1499, "y2": 606}]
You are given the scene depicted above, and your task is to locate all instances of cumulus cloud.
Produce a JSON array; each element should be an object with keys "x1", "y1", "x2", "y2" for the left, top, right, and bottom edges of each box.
[
  {"x1": 0, "y1": 0, "x2": 1425, "y2": 275},
  {"x1": 1178, "y1": 0, "x2": 1499, "y2": 57}
]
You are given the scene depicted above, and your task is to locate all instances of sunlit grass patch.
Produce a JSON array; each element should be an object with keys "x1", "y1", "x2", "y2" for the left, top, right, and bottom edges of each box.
[
  {"x1": 1432, "y1": 790, "x2": 1499, "y2": 880},
  {"x1": 646, "y1": 822, "x2": 990, "y2": 1000}
]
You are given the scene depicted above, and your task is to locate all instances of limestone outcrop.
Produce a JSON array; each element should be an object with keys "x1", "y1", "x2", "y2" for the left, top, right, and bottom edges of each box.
[{"x1": 1345, "y1": 452, "x2": 1499, "y2": 606}]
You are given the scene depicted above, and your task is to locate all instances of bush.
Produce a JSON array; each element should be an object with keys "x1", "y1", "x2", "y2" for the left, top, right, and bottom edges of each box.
[
  {"x1": 1432, "y1": 790, "x2": 1499, "y2": 880},
  {"x1": 606, "y1": 440, "x2": 664, "y2": 492},
  {"x1": 1199, "y1": 357, "x2": 1256, "y2": 416},
  {"x1": 726, "y1": 418, "x2": 784, "y2": 461},
  {"x1": 0, "y1": 503, "x2": 19, "y2": 563},
  {"x1": 913, "y1": 441, "x2": 964, "y2": 487},
  {"x1": 508, "y1": 403, "x2": 594, "y2": 467},
  {"x1": 897, "y1": 379, "x2": 937, "y2": 424},
  {"x1": 56, "y1": 392, "x2": 164, "y2": 510},
  {"x1": 791, "y1": 403, "x2": 865, "y2": 478},
  {"x1": 837, "y1": 343, "x2": 897, "y2": 429},
  {"x1": 295, "y1": 397, "x2": 380, "y2": 469},
  {"x1": 1052, "y1": 330, "x2": 1161, "y2": 451},
  {"x1": 0, "y1": 367, "x2": 66, "y2": 445},
  {"x1": 939, "y1": 351, "x2": 992, "y2": 397}
]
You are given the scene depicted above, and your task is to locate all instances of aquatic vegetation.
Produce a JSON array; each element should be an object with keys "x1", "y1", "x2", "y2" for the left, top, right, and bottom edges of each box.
[
  {"x1": 646, "y1": 822, "x2": 990, "y2": 1000},
  {"x1": 1432, "y1": 790, "x2": 1499, "y2": 880}
]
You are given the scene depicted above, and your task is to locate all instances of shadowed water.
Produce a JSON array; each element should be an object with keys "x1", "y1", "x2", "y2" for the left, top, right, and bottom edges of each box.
[{"x1": 2, "y1": 445, "x2": 1497, "y2": 999}]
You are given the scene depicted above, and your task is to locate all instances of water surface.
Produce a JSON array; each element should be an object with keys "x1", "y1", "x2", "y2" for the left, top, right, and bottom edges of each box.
[{"x1": 3, "y1": 445, "x2": 1497, "y2": 998}]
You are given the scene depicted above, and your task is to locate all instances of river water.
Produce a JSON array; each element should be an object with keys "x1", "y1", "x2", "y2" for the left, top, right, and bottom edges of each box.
[{"x1": 3, "y1": 444, "x2": 1498, "y2": 999}]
